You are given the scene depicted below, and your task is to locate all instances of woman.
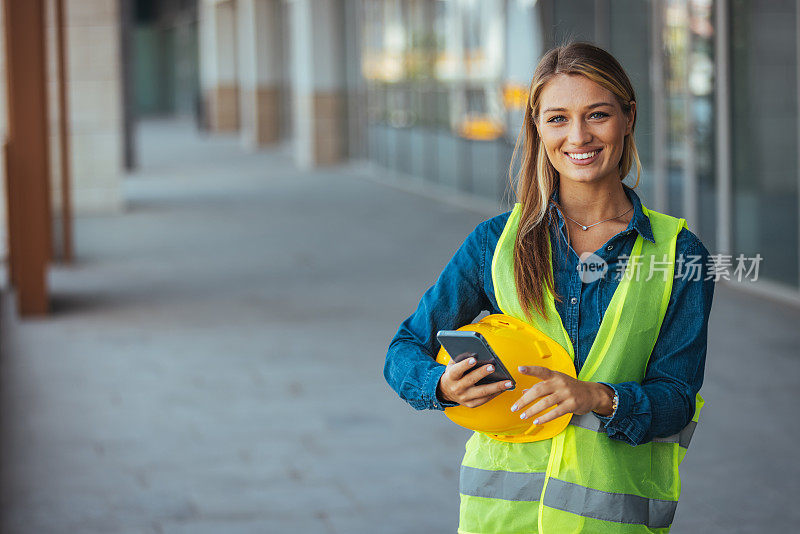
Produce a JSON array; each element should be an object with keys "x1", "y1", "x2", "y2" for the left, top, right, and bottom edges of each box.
[{"x1": 384, "y1": 42, "x2": 715, "y2": 533}]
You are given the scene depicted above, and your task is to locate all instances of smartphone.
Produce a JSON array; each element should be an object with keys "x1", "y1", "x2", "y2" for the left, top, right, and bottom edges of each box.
[{"x1": 436, "y1": 330, "x2": 516, "y2": 389}]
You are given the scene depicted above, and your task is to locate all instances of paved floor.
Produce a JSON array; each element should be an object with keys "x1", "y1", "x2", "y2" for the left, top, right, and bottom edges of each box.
[{"x1": 1, "y1": 119, "x2": 798, "y2": 533}]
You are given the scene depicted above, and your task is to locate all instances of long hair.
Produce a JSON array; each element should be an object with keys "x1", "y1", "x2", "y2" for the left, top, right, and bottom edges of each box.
[{"x1": 507, "y1": 41, "x2": 642, "y2": 321}]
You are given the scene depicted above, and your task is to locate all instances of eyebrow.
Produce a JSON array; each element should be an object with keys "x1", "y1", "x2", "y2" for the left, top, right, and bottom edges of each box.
[{"x1": 542, "y1": 102, "x2": 615, "y2": 113}]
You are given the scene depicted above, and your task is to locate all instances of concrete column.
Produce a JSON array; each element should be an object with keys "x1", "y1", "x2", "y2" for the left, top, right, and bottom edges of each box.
[
  {"x1": 3, "y1": 0, "x2": 52, "y2": 313},
  {"x1": 199, "y1": 0, "x2": 238, "y2": 132},
  {"x1": 237, "y1": 0, "x2": 283, "y2": 148},
  {"x1": 289, "y1": 0, "x2": 346, "y2": 168},
  {"x1": 59, "y1": 0, "x2": 124, "y2": 214},
  {"x1": 0, "y1": 1, "x2": 8, "y2": 260},
  {"x1": 0, "y1": 0, "x2": 124, "y2": 262}
]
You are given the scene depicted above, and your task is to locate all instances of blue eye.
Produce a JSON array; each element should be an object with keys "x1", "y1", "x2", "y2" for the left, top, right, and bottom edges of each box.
[{"x1": 546, "y1": 111, "x2": 609, "y2": 123}]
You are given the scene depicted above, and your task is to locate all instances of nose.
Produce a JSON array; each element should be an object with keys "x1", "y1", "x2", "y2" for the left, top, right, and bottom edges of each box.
[{"x1": 567, "y1": 119, "x2": 592, "y2": 146}]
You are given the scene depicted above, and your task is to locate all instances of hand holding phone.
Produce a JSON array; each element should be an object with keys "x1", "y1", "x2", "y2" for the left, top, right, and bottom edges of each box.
[{"x1": 436, "y1": 330, "x2": 516, "y2": 408}]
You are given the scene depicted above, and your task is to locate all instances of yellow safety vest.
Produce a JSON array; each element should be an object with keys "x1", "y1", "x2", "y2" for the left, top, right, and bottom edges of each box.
[{"x1": 458, "y1": 202, "x2": 703, "y2": 534}]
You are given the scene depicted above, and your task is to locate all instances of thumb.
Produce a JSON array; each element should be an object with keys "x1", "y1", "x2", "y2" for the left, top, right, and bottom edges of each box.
[{"x1": 518, "y1": 365, "x2": 552, "y2": 379}]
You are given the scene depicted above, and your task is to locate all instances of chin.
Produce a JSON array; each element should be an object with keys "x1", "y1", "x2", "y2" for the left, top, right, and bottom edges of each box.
[
  {"x1": 557, "y1": 170, "x2": 606, "y2": 184},
  {"x1": 556, "y1": 165, "x2": 619, "y2": 185}
]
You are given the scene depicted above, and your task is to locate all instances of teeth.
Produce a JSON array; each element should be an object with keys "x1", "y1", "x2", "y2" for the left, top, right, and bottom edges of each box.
[{"x1": 568, "y1": 150, "x2": 599, "y2": 160}]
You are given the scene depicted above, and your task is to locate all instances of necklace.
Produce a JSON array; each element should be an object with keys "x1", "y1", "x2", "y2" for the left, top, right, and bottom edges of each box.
[{"x1": 562, "y1": 205, "x2": 634, "y2": 231}]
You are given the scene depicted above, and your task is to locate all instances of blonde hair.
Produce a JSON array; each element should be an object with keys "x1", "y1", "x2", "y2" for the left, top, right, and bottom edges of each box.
[{"x1": 507, "y1": 41, "x2": 642, "y2": 320}]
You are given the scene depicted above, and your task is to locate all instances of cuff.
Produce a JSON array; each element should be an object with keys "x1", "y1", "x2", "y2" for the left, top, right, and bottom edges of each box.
[
  {"x1": 424, "y1": 364, "x2": 459, "y2": 410},
  {"x1": 593, "y1": 382, "x2": 645, "y2": 446}
]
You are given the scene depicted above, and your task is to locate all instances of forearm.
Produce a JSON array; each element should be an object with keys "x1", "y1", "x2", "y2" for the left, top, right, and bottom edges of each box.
[{"x1": 384, "y1": 336, "x2": 453, "y2": 411}]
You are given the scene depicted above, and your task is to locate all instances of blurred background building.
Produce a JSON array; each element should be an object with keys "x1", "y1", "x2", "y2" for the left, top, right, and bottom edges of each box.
[{"x1": 1, "y1": 0, "x2": 798, "y2": 317}]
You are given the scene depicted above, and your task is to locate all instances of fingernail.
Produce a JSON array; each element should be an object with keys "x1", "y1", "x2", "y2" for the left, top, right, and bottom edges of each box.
[
  {"x1": 532, "y1": 419, "x2": 540, "y2": 425},
  {"x1": 504, "y1": 381, "x2": 513, "y2": 389},
  {"x1": 518, "y1": 366, "x2": 525, "y2": 372},
  {"x1": 520, "y1": 412, "x2": 527, "y2": 419},
  {"x1": 510, "y1": 404, "x2": 518, "y2": 412},
  {"x1": 468, "y1": 358, "x2": 476, "y2": 365},
  {"x1": 486, "y1": 365, "x2": 494, "y2": 372}
]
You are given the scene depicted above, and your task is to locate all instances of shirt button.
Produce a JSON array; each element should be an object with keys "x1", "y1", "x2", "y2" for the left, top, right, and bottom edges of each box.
[
  {"x1": 570, "y1": 297, "x2": 578, "y2": 305},
  {"x1": 607, "y1": 245, "x2": 614, "y2": 251}
]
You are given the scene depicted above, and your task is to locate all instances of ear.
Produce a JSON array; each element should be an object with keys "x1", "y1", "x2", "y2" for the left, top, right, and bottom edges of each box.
[{"x1": 625, "y1": 101, "x2": 636, "y2": 136}]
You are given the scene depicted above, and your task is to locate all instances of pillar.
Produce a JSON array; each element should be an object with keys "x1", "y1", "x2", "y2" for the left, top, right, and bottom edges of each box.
[
  {"x1": 289, "y1": 0, "x2": 346, "y2": 167},
  {"x1": 237, "y1": 0, "x2": 283, "y2": 148},
  {"x1": 199, "y1": 0, "x2": 239, "y2": 132},
  {"x1": 3, "y1": 0, "x2": 52, "y2": 314},
  {"x1": 59, "y1": 0, "x2": 124, "y2": 214}
]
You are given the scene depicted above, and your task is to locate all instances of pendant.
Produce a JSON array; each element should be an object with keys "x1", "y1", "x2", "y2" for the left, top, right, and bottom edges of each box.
[{"x1": 581, "y1": 225, "x2": 588, "y2": 231}]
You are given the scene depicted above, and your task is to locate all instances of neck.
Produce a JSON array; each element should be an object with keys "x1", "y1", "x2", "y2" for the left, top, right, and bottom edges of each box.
[{"x1": 556, "y1": 179, "x2": 633, "y2": 225}]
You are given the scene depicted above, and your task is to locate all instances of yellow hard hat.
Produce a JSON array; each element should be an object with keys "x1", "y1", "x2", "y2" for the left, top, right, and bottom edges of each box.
[{"x1": 435, "y1": 314, "x2": 576, "y2": 443}]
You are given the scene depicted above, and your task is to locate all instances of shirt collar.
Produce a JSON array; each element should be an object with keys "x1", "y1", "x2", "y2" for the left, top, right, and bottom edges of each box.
[{"x1": 549, "y1": 183, "x2": 656, "y2": 244}]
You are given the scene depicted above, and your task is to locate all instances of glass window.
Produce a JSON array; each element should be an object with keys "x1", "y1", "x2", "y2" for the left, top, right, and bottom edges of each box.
[
  {"x1": 552, "y1": 0, "x2": 595, "y2": 45},
  {"x1": 609, "y1": 0, "x2": 655, "y2": 205},
  {"x1": 689, "y1": 0, "x2": 717, "y2": 252},
  {"x1": 360, "y1": 0, "x2": 546, "y2": 203},
  {"x1": 661, "y1": 0, "x2": 716, "y2": 253},
  {"x1": 730, "y1": 0, "x2": 798, "y2": 287},
  {"x1": 664, "y1": 0, "x2": 690, "y2": 217}
]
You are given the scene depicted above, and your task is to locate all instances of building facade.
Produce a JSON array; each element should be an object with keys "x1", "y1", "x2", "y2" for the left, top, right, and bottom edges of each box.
[
  {"x1": 196, "y1": 0, "x2": 799, "y2": 303},
  {"x1": 3, "y1": 0, "x2": 796, "y2": 312},
  {"x1": 355, "y1": 0, "x2": 800, "y2": 303}
]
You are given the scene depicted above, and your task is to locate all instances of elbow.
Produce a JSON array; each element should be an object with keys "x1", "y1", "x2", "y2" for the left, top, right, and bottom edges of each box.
[
  {"x1": 656, "y1": 383, "x2": 697, "y2": 439},
  {"x1": 383, "y1": 342, "x2": 401, "y2": 394}
]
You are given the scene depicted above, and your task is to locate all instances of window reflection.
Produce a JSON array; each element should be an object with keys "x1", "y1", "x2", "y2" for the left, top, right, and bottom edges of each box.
[
  {"x1": 362, "y1": 0, "x2": 539, "y2": 201},
  {"x1": 730, "y1": 0, "x2": 798, "y2": 287},
  {"x1": 663, "y1": 0, "x2": 716, "y2": 250},
  {"x1": 359, "y1": 0, "x2": 800, "y2": 291}
]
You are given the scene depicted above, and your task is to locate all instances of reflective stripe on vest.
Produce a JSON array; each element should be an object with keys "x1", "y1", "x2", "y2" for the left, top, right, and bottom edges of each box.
[
  {"x1": 460, "y1": 466, "x2": 678, "y2": 528},
  {"x1": 569, "y1": 413, "x2": 697, "y2": 449},
  {"x1": 457, "y1": 201, "x2": 704, "y2": 534},
  {"x1": 460, "y1": 465, "x2": 546, "y2": 501}
]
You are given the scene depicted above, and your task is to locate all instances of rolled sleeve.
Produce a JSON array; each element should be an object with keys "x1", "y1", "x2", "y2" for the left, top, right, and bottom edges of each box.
[{"x1": 594, "y1": 381, "x2": 649, "y2": 446}]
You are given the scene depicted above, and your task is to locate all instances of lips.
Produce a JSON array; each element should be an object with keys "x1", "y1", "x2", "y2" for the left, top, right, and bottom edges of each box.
[{"x1": 565, "y1": 148, "x2": 602, "y2": 165}]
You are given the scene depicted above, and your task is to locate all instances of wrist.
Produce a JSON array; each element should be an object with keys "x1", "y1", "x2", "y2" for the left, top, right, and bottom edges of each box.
[
  {"x1": 436, "y1": 377, "x2": 454, "y2": 405},
  {"x1": 592, "y1": 383, "x2": 616, "y2": 417}
]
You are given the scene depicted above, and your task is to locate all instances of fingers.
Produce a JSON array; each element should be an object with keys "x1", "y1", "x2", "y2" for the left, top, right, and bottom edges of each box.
[
  {"x1": 518, "y1": 393, "x2": 561, "y2": 421},
  {"x1": 461, "y1": 362, "x2": 500, "y2": 388},
  {"x1": 462, "y1": 378, "x2": 514, "y2": 402},
  {"x1": 523, "y1": 402, "x2": 572, "y2": 425},
  {"x1": 455, "y1": 365, "x2": 511, "y2": 408},
  {"x1": 442, "y1": 357, "x2": 514, "y2": 408},
  {"x1": 461, "y1": 390, "x2": 503, "y2": 409},
  {"x1": 447, "y1": 353, "x2": 478, "y2": 379},
  {"x1": 509, "y1": 379, "x2": 554, "y2": 413},
  {"x1": 517, "y1": 365, "x2": 552, "y2": 379}
]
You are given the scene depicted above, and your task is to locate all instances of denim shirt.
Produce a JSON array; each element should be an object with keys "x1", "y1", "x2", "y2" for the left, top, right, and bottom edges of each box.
[{"x1": 384, "y1": 185, "x2": 715, "y2": 446}]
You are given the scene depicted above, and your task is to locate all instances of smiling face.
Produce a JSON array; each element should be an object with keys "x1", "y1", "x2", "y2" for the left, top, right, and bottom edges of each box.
[{"x1": 535, "y1": 73, "x2": 635, "y2": 187}]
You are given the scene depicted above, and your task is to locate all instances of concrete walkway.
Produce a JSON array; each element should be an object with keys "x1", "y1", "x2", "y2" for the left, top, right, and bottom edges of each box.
[{"x1": 1, "y1": 119, "x2": 798, "y2": 533}]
